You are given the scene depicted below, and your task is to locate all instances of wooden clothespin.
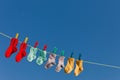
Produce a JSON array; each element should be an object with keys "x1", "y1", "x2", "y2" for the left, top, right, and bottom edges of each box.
[
  {"x1": 24, "y1": 37, "x2": 28, "y2": 43},
  {"x1": 15, "y1": 33, "x2": 19, "y2": 39}
]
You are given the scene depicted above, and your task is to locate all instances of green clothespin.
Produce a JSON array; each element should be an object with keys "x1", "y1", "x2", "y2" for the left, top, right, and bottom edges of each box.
[
  {"x1": 78, "y1": 53, "x2": 82, "y2": 60},
  {"x1": 52, "y1": 47, "x2": 58, "y2": 54},
  {"x1": 61, "y1": 50, "x2": 65, "y2": 56}
]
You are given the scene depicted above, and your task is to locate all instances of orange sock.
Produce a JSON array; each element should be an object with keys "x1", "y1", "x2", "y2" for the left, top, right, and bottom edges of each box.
[
  {"x1": 64, "y1": 58, "x2": 75, "y2": 74},
  {"x1": 74, "y1": 60, "x2": 83, "y2": 76}
]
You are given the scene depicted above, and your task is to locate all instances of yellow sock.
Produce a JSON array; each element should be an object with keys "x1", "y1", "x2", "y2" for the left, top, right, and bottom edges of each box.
[
  {"x1": 64, "y1": 58, "x2": 75, "y2": 74},
  {"x1": 74, "y1": 60, "x2": 83, "y2": 76}
]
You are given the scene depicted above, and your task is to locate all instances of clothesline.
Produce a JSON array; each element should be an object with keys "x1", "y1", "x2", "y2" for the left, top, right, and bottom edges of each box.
[{"x1": 0, "y1": 32, "x2": 120, "y2": 69}]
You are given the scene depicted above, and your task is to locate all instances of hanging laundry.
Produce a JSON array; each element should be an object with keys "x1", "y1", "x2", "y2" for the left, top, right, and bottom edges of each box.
[
  {"x1": 27, "y1": 41, "x2": 38, "y2": 62},
  {"x1": 45, "y1": 54, "x2": 56, "y2": 69},
  {"x1": 45, "y1": 47, "x2": 58, "y2": 69},
  {"x1": 1, "y1": 32, "x2": 120, "y2": 74},
  {"x1": 74, "y1": 54, "x2": 83, "y2": 76},
  {"x1": 64, "y1": 52, "x2": 75, "y2": 74},
  {"x1": 5, "y1": 33, "x2": 19, "y2": 58},
  {"x1": 56, "y1": 50, "x2": 65, "y2": 72},
  {"x1": 36, "y1": 45, "x2": 47, "y2": 65},
  {"x1": 15, "y1": 37, "x2": 28, "y2": 62}
]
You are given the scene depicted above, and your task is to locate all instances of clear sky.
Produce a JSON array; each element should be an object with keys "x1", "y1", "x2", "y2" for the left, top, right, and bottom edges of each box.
[{"x1": 0, "y1": 0, "x2": 120, "y2": 80}]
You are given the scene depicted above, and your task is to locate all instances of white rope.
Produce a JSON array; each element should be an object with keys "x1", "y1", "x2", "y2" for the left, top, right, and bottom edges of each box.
[
  {"x1": 0, "y1": 32, "x2": 12, "y2": 39},
  {"x1": 83, "y1": 60, "x2": 120, "y2": 69},
  {"x1": 0, "y1": 32, "x2": 120, "y2": 69}
]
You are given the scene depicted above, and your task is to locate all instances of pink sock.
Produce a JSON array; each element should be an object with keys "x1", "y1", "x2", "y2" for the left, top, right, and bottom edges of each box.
[
  {"x1": 56, "y1": 56, "x2": 65, "y2": 72},
  {"x1": 45, "y1": 53, "x2": 56, "y2": 69}
]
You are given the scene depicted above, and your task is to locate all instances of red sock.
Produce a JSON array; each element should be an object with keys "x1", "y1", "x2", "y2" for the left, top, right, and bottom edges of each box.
[
  {"x1": 15, "y1": 42, "x2": 27, "y2": 62},
  {"x1": 5, "y1": 38, "x2": 18, "y2": 58}
]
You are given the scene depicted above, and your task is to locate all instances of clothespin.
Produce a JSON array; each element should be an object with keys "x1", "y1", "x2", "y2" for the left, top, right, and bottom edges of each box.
[
  {"x1": 24, "y1": 37, "x2": 28, "y2": 43},
  {"x1": 15, "y1": 33, "x2": 19, "y2": 39},
  {"x1": 61, "y1": 50, "x2": 64, "y2": 56},
  {"x1": 52, "y1": 47, "x2": 58, "y2": 54},
  {"x1": 34, "y1": 41, "x2": 39, "y2": 48},
  {"x1": 78, "y1": 53, "x2": 82, "y2": 60},
  {"x1": 43, "y1": 45, "x2": 47, "y2": 51},
  {"x1": 70, "y1": 52, "x2": 74, "y2": 58}
]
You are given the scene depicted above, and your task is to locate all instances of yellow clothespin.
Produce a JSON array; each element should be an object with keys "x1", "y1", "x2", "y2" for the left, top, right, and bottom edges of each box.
[
  {"x1": 24, "y1": 37, "x2": 28, "y2": 43},
  {"x1": 15, "y1": 33, "x2": 19, "y2": 39}
]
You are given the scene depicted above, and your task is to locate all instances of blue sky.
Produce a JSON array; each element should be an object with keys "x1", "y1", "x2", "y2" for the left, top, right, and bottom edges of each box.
[{"x1": 0, "y1": 0, "x2": 120, "y2": 80}]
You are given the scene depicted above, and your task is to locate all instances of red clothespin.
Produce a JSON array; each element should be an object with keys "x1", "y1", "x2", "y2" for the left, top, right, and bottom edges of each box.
[
  {"x1": 43, "y1": 45, "x2": 47, "y2": 51},
  {"x1": 15, "y1": 37, "x2": 28, "y2": 62},
  {"x1": 34, "y1": 41, "x2": 39, "y2": 48},
  {"x1": 5, "y1": 33, "x2": 19, "y2": 58}
]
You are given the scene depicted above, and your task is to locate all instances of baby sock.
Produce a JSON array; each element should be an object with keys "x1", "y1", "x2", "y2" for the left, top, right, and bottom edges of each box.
[
  {"x1": 45, "y1": 53, "x2": 56, "y2": 69},
  {"x1": 36, "y1": 56, "x2": 43, "y2": 65},
  {"x1": 56, "y1": 56, "x2": 65, "y2": 72},
  {"x1": 74, "y1": 60, "x2": 83, "y2": 76},
  {"x1": 5, "y1": 38, "x2": 18, "y2": 58},
  {"x1": 64, "y1": 58, "x2": 75, "y2": 74},
  {"x1": 15, "y1": 42, "x2": 27, "y2": 62},
  {"x1": 36, "y1": 50, "x2": 47, "y2": 65},
  {"x1": 42, "y1": 50, "x2": 47, "y2": 61},
  {"x1": 27, "y1": 47, "x2": 38, "y2": 62}
]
